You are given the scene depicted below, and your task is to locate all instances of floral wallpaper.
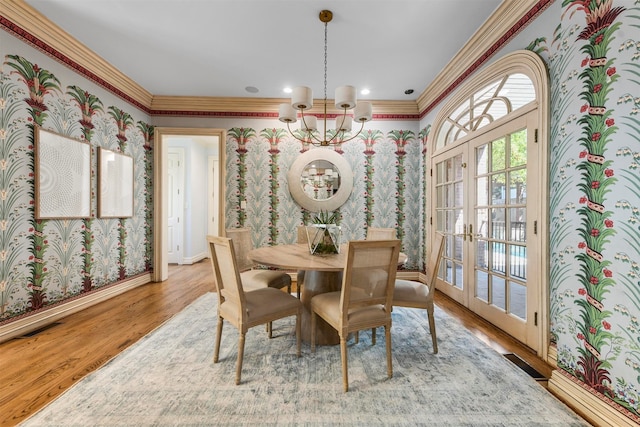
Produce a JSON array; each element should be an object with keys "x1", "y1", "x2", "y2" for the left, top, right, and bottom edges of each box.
[
  {"x1": 0, "y1": 50, "x2": 153, "y2": 324},
  {"x1": 540, "y1": 0, "x2": 640, "y2": 420}
]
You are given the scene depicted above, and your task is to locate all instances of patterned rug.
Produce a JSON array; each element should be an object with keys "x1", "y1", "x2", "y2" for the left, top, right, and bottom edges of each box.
[{"x1": 21, "y1": 292, "x2": 589, "y2": 426}]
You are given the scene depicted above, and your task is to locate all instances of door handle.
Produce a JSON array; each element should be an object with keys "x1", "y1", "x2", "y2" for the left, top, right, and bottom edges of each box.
[{"x1": 468, "y1": 224, "x2": 473, "y2": 242}]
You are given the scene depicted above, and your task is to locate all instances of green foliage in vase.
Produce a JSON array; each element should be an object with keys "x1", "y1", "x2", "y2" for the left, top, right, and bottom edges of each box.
[
  {"x1": 312, "y1": 210, "x2": 338, "y2": 225},
  {"x1": 310, "y1": 210, "x2": 339, "y2": 254}
]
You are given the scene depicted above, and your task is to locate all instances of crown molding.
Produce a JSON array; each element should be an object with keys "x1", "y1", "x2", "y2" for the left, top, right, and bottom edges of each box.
[
  {"x1": 150, "y1": 96, "x2": 419, "y2": 118},
  {"x1": 1, "y1": 0, "x2": 153, "y2": 108},
  {"x1": 416, "y1": 0, "x2": 549, "y2": 116}
]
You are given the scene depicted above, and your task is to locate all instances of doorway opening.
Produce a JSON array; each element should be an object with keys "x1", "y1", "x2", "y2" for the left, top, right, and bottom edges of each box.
[{"x1": 153, "y1": 128, "x2": 226, "y2": 281}]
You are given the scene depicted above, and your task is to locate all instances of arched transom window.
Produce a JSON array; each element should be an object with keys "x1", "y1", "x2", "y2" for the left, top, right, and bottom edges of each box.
[{"x1": 435, "y1": 73, "x2": 536, "y2": 150}]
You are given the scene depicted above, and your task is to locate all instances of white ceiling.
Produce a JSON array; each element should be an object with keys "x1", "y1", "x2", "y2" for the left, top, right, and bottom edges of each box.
[{"x1": 24, "y1": 0, "x2": 503, "y2": 101}]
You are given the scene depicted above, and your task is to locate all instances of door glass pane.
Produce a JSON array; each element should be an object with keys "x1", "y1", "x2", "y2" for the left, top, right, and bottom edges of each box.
[
  {"x1": 454, "y1": 181, "x2": 463, "y2": 206},
  {"x1": 476, "y1": 176, "x2": 488, "y2": 206},
  {"x1": 476, "y1": 270, "x2": 489, "y2": 302},
  {"x1": 455, "y1": 262, "x2": 463, "y2": 289},
  {"x1": 491, "y1": 173, "x2": 506, "y2": 204},
  {"x1": 509, "y1": 168, "x2": 526, "y2": 204},
  {"x1": 510, "y1": 129, "x2": 527, "y2": 167},
  {"x1": 491, "y1": 241, "x2": 506, "y2": 274},
  {"x1": 436, "y1": 210, "x2": 444, "y2": 231},
  {"x1": 509, "y1": 281, "x2": 526, "y2": 319},
  {"x1": 510, "y1": 244, "x2": 527, "y2": 280},
  {"x1": 453, "y1": 154, "x2": 464, "y2": 180},
  {"x1": 509, "y1": 208, "x2": 526, "y2": 242},
  {"x1": 491, "y1": 137, "x2": 505, "y2": 171},
  {"x1": 476, "y1": 239, "x2": 488, "y2": 268},
  {"x1": 476, "y1": 209, "x2": 488, "y2": 238},
  {"x1": 476, "y1": 144, "x2": 488, "y2": 174},
  {"x1": 436, "y1": 161, "x2": 445, "y2": 184},
  {"x1": 492, "y1": 275, "x2": 506, "y2": 310},
  {"x1": 490, "y1": 208, "x2": 505, "y2": 239}
]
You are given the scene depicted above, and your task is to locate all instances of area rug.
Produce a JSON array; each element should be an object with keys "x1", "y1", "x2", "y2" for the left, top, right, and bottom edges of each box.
[{"x1": 21, "y1": 292, "x2": 589, "y2": 426}]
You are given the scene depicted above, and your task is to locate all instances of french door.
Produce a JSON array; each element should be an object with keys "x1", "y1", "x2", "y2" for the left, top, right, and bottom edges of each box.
[{"x1": 432, "y1": 109, "x2": 540, "y2": 350}]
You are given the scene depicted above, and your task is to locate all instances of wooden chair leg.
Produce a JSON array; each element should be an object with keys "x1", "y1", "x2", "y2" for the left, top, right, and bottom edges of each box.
[
  {"x1": 268, "y1": 321, "x2": 273, "y2": 338},
  {"x1": 311, "y1": 311, "x2": 317, "y2": 353},
  {"x1": 427, "y1": 308, "x2": 438, "y2": 354},
  {"x1": 296, "y1": 310, "x2": 302, "y2": 357},
  {"x1": 236, "y1": 332, "x2": 246, "y2": 385},
  {"x1": 341, "y1": 336, "x2": 349, "y2": 392},
  {"x1": 213, "y1": 317, "x2": 223, "y2": 363},
  {"x1": 371, "y1": 327, "x2": 376, "y2": 345},
  {"x1": 385, "y1": 325, "x2": 392, "y2": 379},
  {"x1": 355, "y1": 331, "x2": 359, "y2": 343}
]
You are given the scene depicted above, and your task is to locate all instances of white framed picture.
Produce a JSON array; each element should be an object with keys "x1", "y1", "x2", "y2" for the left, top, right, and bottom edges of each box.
[
  {"x1": 35, "y1": 127, "x2": 91, "y2": 219},
  {"x1": 98, "y1": 147, "x2": 134, "y2": 218}
]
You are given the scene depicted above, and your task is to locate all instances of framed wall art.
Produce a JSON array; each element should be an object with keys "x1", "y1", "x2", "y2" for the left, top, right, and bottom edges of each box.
[
  {"x1": 35, "y1": 127, "x2": 91, "y2": 219},
  {"x1": 98, "y1": 147, "x2": 134, "y2": 218}
]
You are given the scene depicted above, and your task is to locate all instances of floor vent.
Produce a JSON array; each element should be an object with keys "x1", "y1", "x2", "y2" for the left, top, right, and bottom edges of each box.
[
  {"x1": 19, "y1": 322, "x2": 63, "y2": 338},
  {"x1": 503, "y1": 353, "x2": 547, "y2": 381}
]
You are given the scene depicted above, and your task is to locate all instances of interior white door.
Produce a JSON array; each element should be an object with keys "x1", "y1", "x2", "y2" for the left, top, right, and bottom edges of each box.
[{"x1": 167, "y1": 148, "x2": 184, "y2": 264}]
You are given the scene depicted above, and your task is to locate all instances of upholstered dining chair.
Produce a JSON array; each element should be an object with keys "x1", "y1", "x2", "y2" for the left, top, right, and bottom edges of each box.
[
  {"x1": 225, "y1": 227, "x2": 292, "y2": 295},
  {"x1": 226, "y1": 227, "x2": 293, "y2": 337},
  {"x1": 366, "y1": 227, "x2": 396, "y2": 240},
  {"x1": 392, "y1": 232, "x2": 445, "y2": 353},
  {"x1": 310, "y1": 239, "x2": 401, "y2": 392},
  {"x1": 207, "y1": 235, "x2": 302, "y2": 385}
]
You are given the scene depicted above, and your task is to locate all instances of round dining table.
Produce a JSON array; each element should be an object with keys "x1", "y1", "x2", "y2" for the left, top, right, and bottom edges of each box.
[{"x1": 248, "y1": 243, "x2": 407, "y2": 345}]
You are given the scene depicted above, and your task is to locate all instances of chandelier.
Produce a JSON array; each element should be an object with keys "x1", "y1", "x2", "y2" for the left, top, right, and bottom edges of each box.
[{"x1": 278, "y1": 9, "x2": 372, "y2": 147}]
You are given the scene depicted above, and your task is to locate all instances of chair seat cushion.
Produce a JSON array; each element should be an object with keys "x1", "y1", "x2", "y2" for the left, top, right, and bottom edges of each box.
[
  {"x1": 241, "y1": 269, "x2": 291, "y2": 291},
  {"x1": 220, "y1": 287, "x2": 300, "y2": 325},
  {"x1": 393, "y1": 280, "x2": 429, "y2": 308},
  {"x1": 312, "y1": 291, "x2": 388, "y2": 331}
]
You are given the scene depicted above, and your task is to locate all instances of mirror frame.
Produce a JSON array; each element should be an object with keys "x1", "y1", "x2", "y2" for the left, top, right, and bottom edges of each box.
[{"x1": 287, "y1": 149, "x2": 353, "y2": 212}]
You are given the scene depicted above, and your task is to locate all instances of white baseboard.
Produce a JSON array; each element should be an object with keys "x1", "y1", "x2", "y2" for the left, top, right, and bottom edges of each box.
[
  {"x1": 181, "y1": 252, "x2": 208, "y2": 265},
  {"x1": 0, "y1": 274, "x2": 151, "y2": 343},
  {"x1": 549, "y1": 370, "x2": 640, "y2": 427}
]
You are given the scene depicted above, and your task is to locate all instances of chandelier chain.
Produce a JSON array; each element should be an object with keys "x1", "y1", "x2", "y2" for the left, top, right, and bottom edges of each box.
[{"x1": 323, "y1": 20, "x2": 328, "y2": 105}]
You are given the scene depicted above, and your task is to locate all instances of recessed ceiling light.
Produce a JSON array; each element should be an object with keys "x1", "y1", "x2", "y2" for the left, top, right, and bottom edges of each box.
[
  {"x1": 283, "y1": 87, "x2": 293, "y2": 94},
  {"x1": 245, "y1": 86, "x2": 259, "y2": 94},
  {"x1": 360, "y1": 88, "x2": 370, "y2": 96},
  {"x1": 404, "y1": 89, "x2": 414, "y2": 95}
]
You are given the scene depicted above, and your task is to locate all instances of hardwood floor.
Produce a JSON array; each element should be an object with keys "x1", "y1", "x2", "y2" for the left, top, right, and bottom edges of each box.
[{"x1": 0, "y1": 260, "x2": 555, "y2": 426}]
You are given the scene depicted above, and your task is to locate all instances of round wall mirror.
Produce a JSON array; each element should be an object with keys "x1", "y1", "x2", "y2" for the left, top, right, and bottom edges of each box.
[{"x1": 287, "y1": 149, "x2": 353, "y2": 212}]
